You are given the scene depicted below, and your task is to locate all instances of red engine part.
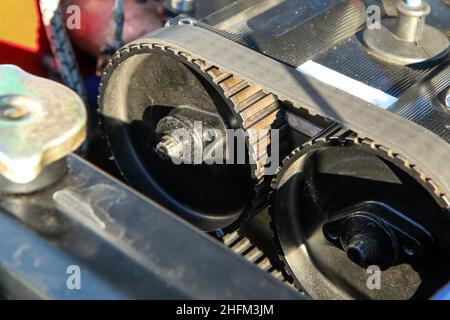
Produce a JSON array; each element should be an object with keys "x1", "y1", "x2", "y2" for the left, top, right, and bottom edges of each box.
[{"x1": 0, "y1": 0, "x2": 51, "y2": 76}]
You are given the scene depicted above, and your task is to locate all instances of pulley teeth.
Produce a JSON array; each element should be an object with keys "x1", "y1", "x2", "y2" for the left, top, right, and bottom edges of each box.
[
  {"x1": 169, "y1": 42, "x2": 289, "y2": 223},
  {"x1": 242, "y1": 102, "x2": 279, "y2": 129},
  {"x1": 232, "y1": 88, "x2": 267, "y2": 112},
  {"x1": 198, "y1": 58, "x2": 288, "y2": 221},
  {"x1": 221, "y1": 79, "x2": 250, "y2": 98},
  {"x1": 100, "y1": 39, "x2": 288, "y2": 228},
  {"x1": 223, "y1": 231, "x2": 292, "y2": 285},
  {"x1": 143, "y1": 43, "x2": 287, "y2": 211},
  {"x1": 269, "y1": 127, "x2": 450, "y2": 296}
]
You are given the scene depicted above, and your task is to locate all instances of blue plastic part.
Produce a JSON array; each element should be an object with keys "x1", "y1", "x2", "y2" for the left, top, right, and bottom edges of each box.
[{"x1": 432, "y1": 282, "x2": 450, "y2": 300}]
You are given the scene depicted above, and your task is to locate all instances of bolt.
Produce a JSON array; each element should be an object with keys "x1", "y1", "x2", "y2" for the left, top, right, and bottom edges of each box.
[
  {"x1": 345, "y1": 234, "x2": 379, "y2": 268},
  {"x1": 156, "y1": 135, "x2": 184, "y2": 160}
]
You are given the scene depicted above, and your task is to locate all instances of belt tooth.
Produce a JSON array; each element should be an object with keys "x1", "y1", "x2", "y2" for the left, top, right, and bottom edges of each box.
[
  {"x1": 207, "y1": 66, "x2": 222, "y2": 78},
  {"x1": 193, "y1": 60, "x2": 233, "y2": 85},
  {"x1": 178, "y1": 51, "x2": 190, "y2": 59},
  {"x1": 245, "y1": 247, "x2": 264, "y2": 263},
  {"x1": 213, "y1": 72, "x2": 232, "y2": 84},
  {"x1": 248, "y1": 131, "x2": 270, "y2": 146},
  {"x1": 221, "y1": 78, "x2": 249, "y2": 98},
  {"x1": 243, "y1": 103, "x2": 279, "y2": 129},
  {"x1": 239, "y1": 95, "x2": 277, "y2": 121},
  {"x1": 193, "y1": 59, "x2": 209, "y2": 70},
  {"x1": 270, "y1": 269, "x2": 285, "y2": 281},
  {"x1": 258, "y1": 258, "x2": 272, "y2": 271},
  {"x1": 232, "y1": 87, "x2": 265, "y2": 110},
  {"x1": 222, "y1": 231, "x2": 240, "y2": 246},
  {"x1": 231, "y1": 238, "x2": 252, "y2": 255},
  {"x1": 178, "y1": 51, "x2": 286, "y2": 226},
  {"x1": 201, "y1": 63, "x2": 214, "y2": 72}
]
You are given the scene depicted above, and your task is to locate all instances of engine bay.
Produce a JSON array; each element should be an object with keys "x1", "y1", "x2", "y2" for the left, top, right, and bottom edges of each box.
[{"x1": 0, "y1": 0, "x2": 449, "y2": 301}]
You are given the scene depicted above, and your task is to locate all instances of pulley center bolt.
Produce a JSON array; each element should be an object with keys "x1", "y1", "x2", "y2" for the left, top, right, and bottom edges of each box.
[
  {"x1": 346, "y1": 234, "x2": 379, "y2": 267},
  {"x1": 156, "y1": 135, "x2": 185, "y2": 160},
  {"x1": 337, "y1": 214, "x2": 399, "y2": 269}
]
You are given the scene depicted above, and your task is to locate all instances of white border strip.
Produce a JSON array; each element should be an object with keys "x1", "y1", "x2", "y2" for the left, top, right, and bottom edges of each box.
[{"x1": 296, "y1": 60, "x2": 398, "y2": 110}]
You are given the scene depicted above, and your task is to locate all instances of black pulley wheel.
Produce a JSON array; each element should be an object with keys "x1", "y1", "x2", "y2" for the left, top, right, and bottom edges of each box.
[
  {"x1": 98, "y1": 44, "x2": 283, "y2": 231},
  {"x1": 271, "y1": 133, "x2": 450, "y2": 300}
]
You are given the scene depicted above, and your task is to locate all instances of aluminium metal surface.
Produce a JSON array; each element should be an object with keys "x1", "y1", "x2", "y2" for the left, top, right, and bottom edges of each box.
[{"x1": 0, "y1": 154, "x2": 302, "y2": 299}]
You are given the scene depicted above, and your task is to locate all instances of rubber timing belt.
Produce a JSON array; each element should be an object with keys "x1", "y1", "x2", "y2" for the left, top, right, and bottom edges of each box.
[{"x1": 100, "y1": 25, "x2": 450, "y2": 211}]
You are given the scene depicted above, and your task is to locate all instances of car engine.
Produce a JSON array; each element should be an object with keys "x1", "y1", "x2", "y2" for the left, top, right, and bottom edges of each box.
[{"x1": 0, "y1": 0, "x2": 449, "y2": 301}]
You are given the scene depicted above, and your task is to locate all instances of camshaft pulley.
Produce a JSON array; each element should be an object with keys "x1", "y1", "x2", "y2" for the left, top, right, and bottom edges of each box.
[{"x1": 99, "y1": 38, "x2": 286, "y2": 231}]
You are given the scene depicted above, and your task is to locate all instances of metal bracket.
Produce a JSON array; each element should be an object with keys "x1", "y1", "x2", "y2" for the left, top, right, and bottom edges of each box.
[{"x1": 323, "y1": 201, "x2": 433, "y2": 270}]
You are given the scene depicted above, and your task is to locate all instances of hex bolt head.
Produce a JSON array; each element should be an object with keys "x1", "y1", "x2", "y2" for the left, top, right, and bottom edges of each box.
[
  {"x1": 156, "y1": 135, "x2": 185, "y2": 160},
  {"x1": 345, "y1": 234, "x2": 379, "y2": 267}
]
